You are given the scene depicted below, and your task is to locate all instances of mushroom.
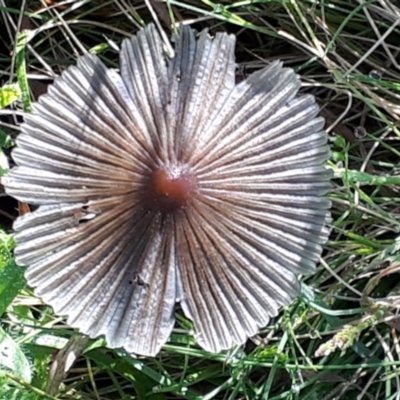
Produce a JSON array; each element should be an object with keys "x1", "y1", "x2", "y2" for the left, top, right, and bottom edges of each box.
[{"x1": 2, "y1": 24, "x2": 331, "y2": 356}]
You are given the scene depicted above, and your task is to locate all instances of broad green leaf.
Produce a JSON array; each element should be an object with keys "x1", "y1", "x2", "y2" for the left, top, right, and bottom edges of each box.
[
  {"x1": 0, "y1": 326, "x2": 31, "y2": 383},
  {"x1": 0, "y1": 128, "x2": 14, "y2": 149},
  {"x1": 0, "y1": 83, "x2": 21, "y2": 109},
  {"x1": 0, "y1": 230, "x2": 15, "y2": 256},
  {"x1": 0, "y1": 149, "x2": 9, "y2": 176},
  {"x1": 0, "y1": 259, "x2": 26, "y2": 317}
]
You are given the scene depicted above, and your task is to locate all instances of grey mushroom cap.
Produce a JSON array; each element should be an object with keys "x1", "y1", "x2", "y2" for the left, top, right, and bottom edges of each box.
[{"x1": 2, "y1": 24, "x2": 331, "y2": 356}]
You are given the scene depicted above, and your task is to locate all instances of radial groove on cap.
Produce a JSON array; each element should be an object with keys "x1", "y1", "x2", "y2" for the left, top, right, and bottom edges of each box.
[{"x1": 3, "y1": 23, "x2": 332, "y2": 356}]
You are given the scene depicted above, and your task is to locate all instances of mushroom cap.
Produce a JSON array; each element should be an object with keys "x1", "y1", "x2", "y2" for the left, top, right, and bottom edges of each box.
[{"x1": 2, "y1": 24, "x2": 331, "y2": 356}]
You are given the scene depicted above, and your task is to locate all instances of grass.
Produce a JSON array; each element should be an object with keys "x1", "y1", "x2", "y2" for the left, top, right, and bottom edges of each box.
[{"x1": 1, "y1": 0, "x2": 400, "y2": 399}]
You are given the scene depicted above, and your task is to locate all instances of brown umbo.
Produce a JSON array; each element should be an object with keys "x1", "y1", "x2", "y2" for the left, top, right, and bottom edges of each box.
[{"x1": 2, "y1": 24, "x2": 331, "y2": 356}]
